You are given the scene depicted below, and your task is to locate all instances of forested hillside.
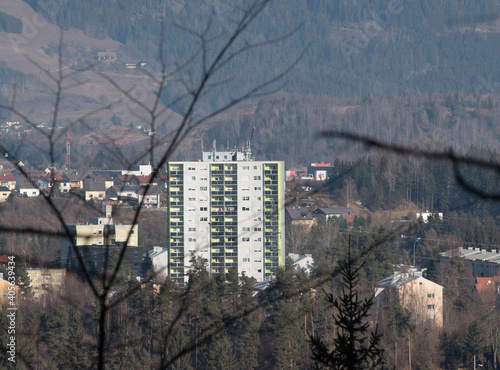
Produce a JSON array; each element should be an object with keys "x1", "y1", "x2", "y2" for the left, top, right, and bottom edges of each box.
[{"x1": 23, "y1": 0, "x2": 500, "y2": 102}]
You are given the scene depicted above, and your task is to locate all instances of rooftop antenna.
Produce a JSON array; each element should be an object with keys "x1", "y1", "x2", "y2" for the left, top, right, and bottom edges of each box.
[
  {"x1": 66, "y1": 132, "x2": 71, "y2": 170},
  {"x1": 245, "y1": 126, "x2": 255, "y2": 160}
]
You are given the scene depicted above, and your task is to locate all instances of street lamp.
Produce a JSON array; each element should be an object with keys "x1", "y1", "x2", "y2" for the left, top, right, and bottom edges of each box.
[{"x1": 413, "y1": 238, "x2": 421, "y2": 267}]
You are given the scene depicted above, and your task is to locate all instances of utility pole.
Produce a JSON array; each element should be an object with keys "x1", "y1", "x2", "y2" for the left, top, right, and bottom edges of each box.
[{"x1": 413, "y1": 238, "x2": 421, "y2": 266}]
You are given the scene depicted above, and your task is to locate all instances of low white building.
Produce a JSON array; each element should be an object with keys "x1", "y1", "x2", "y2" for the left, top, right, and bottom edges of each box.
[
  {"x1": 144, "y1": 246, "x2": 169, "y2": 280},
  {"x1": 288, "y1": 253, "x2": 316, "y2": 276}
]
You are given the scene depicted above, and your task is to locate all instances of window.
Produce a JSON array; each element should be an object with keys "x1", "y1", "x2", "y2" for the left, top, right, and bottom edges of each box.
[
  {"x1": 131, "y1": 230, "x2": 135, "y2": 234},
  {"x1": 200, "y1": 186, "x2": 207, "y2": 191},
  {"x1": 188, "y1": 187, "x2": 195, "y2": 191},
  {"x1": 93, "y1": 230, "x2": 97, "y2": 235},
  {"x1": 243, "y1": 258, "x2": 250, "y2": 262},
  {"x1": 188, "y1": 227, "x2": 196, "y2": 232},
  {"x1": 254, "y1": 217, "x2": 262, "y2": 222},
  {"x1": 254, "y1": 186, "x2": 261, "y2": 191},
  {"x1": 254, "y1": 176, "x2": 261, "y2": 180},
  {"x1": 242, "y1": 166, "x2": 249, "y2": 170},
  {"x1": 242, "y1": 207, "x2": 250, "y2": 211},
  {"x1": 192, "y1": 176, "x2": 196, "y2": 180},
  {"x1": 188, "y1": 197, "x2": 196, "y2": 201},
  {"x1": 201, "y1": 177, "x2": 208, "y2": 181},
  {"x1": 427, "y1": 293, "x2": 435, "y2": 298},
  {"x1": 134, "y1": 251, "x2": 138, "y2": 258},
  {"x1": 200, "y1": 207, "x2": 207, "y2": 211},
  {"x1": 188, "y1": 207, "x2": 195, "y2": 211},
  {"x1": 188, "y1": 167, "x2": 195, "y2": 170},
  {"x1": 254, "y1": 228, "x2": 261, "y2": 232},
  {"x1": 200, "y1": 217, "x2": 207, "y2": 221},
  {"x1": 254, "y1": 237, "x2": 261, "y2": 242},
  {"x1": 188, "y1": 238, "x2": 197, "y2": 242},
  {"x1": 98, "y1": 230, "x2": 102, "y2": 235},
  {"x1": 242, "y1": 227, "x2": 250, "y2": 231},
  {"x1": 256, "y1": 196, "x2": 261, "y2": 201},
  {"x1": 242, "y1": 196, "x2": 250, "y2": 201},
  {"x1": 254, "y1": 166, "x2": 258, "y2": 170},
  {"x1": 242, "y1": 237, "x2": 250, "y2": 242},
  {"x1": 427, "y1": 305, "x2": 435, "y2": 310}
]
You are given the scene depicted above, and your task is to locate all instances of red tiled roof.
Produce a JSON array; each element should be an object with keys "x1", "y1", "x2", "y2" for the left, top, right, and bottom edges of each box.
[
  {"x1": 0, "y1": 173, "x2": 16, "y2": 181},
  {"x1": 475, "y1": 276, "x2": 500, "y2": 300},
  {"x1": 134, "y1": 175, "x2": 157, "y2": 184}
]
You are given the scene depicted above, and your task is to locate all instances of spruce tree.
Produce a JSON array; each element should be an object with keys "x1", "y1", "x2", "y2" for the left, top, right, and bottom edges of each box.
[{"x1": 309, "y1": 246, "x2": 385, "y2": 369}]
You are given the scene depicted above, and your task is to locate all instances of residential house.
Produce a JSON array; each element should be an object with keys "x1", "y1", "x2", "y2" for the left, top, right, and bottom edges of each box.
[
  {"x1": 27, "y1": 268, "x2": 66, "y2": 300},
  {"x1": 475, "y1": 276, "x2": 500, "y2": 302},
  {"x1": 0, "y1": 186, "x2": 11, "y2": 202},
  {"x1": 288, "y1": 253, "x2": 316, "y2": 276},
  {"x1": 285, "y1": 207, "x2": 316, "y2": 228},
  {"x1": 137, "y1": 186, "x2": 161, "y2": 208},
  {"x1": 313, "y1": 207, "x2": 356, "y2": 223},
  {"x1": 132, "y1": 175, "x2": 158, "y2": 188},
  {"x1": 374, "y1": 266, "x2": 443, "y2": 328},
  {"x1": 94, "y1": 174, "x2": 114, "y2": 190},
  {"x1": 83, "y1": 178, "x2": 106, "y2": 201},
  {"x1": 16, "y1": 176, "x2": 40, "y2": 197},
  {"x1": 0, "y1": 172, "x2": 16, "y2": 190},
  {"x1": 63, "y1": 170, "x2": 93, "y2": 190},
  {"x1": 106, "y1": 185, "x2": 138, "y2": 201},
  {"x1": 113, "y1": 174, "x2": 136, "y2": 187}
]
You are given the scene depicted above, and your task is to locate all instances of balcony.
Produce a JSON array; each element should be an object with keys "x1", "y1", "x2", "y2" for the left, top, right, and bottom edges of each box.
[
  {"x1": 170, "y1": 262, "x2": 184, "y2": 267},
  {"x1": 170, "y1": 211, "x2": 184, "y2": 216},
  {"x1": 170, "y1": 181, "x2": 184, "y2": 186},
  {"x1": 170, "y1": 221, "x2": 184, "y2": 226}
]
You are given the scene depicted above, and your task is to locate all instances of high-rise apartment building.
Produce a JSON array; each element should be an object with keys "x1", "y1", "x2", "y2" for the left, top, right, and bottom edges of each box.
[{"x1": 167, "y1": 147, "x2": 285, "y2": 285}]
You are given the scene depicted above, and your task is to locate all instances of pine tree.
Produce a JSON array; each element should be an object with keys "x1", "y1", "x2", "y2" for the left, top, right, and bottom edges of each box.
[{"x1": 309, "y1": 246, "x2": 385, "y2": 369}]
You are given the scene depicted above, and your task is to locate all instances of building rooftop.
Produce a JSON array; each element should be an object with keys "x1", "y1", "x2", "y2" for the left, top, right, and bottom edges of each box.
[{"x1": 440, "y1": 247, "x2": 500, "y2": 264}]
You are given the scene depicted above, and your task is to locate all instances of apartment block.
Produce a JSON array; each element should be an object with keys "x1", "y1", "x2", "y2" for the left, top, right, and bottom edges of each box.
[
  {"x1": 167, "y1": 148, "x2": 285, "y2": 285},
  {"x1": 60, "y1": 206, "x2": 141, "y2": 277}
]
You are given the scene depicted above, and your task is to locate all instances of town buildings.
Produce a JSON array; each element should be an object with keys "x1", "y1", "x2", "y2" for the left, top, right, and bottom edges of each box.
[{"x1": 166, "y1": 146, "x2": 285, "y2": 285}]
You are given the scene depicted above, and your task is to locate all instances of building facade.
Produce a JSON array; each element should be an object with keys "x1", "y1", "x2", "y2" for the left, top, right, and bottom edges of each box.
[
  {"x1": 167, "y1": 149, "x2": 285, "y2": 285},
  {"x1": 60, "y1": 206, "x2": 141, "y2": 277},
  {"x1": 375, "y1": 266, "x2": 444, "y2": 328}
]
